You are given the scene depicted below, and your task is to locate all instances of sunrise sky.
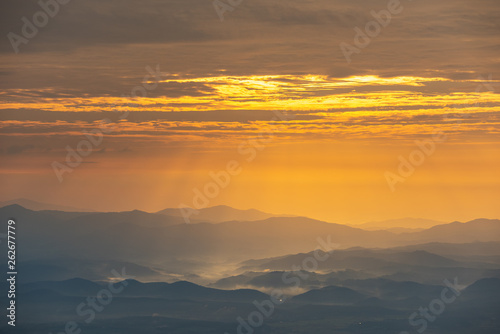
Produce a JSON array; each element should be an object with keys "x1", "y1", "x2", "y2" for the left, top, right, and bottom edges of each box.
[{"x1": 1, "y1": 0, "x2": 499, "y2": 223}]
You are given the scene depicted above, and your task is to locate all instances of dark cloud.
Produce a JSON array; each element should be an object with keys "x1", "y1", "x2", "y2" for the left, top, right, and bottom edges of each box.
[
  {"x1": 0, "y1": 0, "x2": 497, "y2": 77},
  {"x1": 0, "y1": 0, "x2": 498, "y2": 123},
  {"x1": 0, "y1": 109, "x2": 317, "y2": 123},
  {"x1": 118, "y1": 147, "x2": 133, "y2": 153},
  {"x1": 5, "y1": 144, "x2": 34, "y2": 155},
  {"x1": 0, "y1": 0, "x2": 211, "y2": 53}
]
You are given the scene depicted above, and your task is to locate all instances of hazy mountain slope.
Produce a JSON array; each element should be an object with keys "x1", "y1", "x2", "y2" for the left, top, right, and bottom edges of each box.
[
  {"x1": 240, "y1": 248, "x2": 461, "y2": 272},
  {"x1": 18, "y1": 259, "x2": 161, "y2": 283},
  {"x1": 0, "y1": 204, "x2": 185, "y2": 231},
  {"x1": 22, "y1": 278, "x2": 269, "y2": 302},
  {"x1": 382, "y1": 241, "x2": 500, "y2": 265},
  {"x1": 381, "y1": 227, "x2": 426, "y2": 233},
  {"x1": 292, "y1": 285, "x2": 366, "y2": 304},
  {"x1": 383, "y1": 241, "x2": 500, "y2": 257},
  {"x1": 210, "y1": 270, "x2": 377, "y2": 291},
  {"x1": 157, "y1": 205, "x2": 281, "y2": 223},
  {"x1": 340, "y1": 278, "x2": 445, "y2": 300},
  {"x1": 401, "y1": 219, "x2": 500, "y2": 244},
  {"x1": 0, "y1": 205, "x2": 397, "y2": 262},
  {"x1": 0, "y1": 198, "x2": 92, "y2": 212},
  {"x1": 351, "y1": 218, "x2": 445, "y2": 230},
  {"x1": 2, "y1": 205, "x2": 499, "y2": 269},
  {"x1": 60, "y1": 210, "x2": 186, "y2": 231},
  {"x1": 235, "y1": 246, "x2": 500, "y2": 286},
  {"x1": 460, "y1": 277, "x2": 500, "y2": 302}
]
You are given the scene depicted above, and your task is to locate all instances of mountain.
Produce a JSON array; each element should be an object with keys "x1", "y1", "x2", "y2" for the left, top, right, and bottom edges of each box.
[
  {"x1": 239, "y1": 248, "x2": 461, "y2": 272},
  {"x1": 17, "y1": 259, "x2": 162, "y2": 283},
  {"x1": 382, "y1": 250, "x2": 460, "y2": 266},
  {"x1": 382, "y1": 241, "x2": 500, "y2": 257},
  {"x1": 2, "y1": 205, "x2": 499, "y2": 278},
  {"x1": 234, "y1": 245, "x2": 500, "y2": 286},
  {"x1": 382, "y1": 227, "x2": 426, "y2": 233},
  {"x1": 292, "y1": 285, "x2": 366, "y2": 304},
  {"x1": 401, "y1": 219, "x2": 500, "y2": 244},
  {"x1": 340, "y1": 278, "x2": 445, "y2": 301},
  {"x1": 0, "y1": 205, "x2": 398, "y2": 263},
  {"x1": 209, "y1": 272, "x2": 264, "y2": 289},
  {"x1": 22, "y1": 278, "x2": 269, "y2": 303},
  {"x1": 351, "y1": 217, "x2": 445, "y2": 231},
  {"x1": 210, "y1": 270, "x2": 325, "y2": 290},
  {"x1": 210, "y1": 270, "x2": 377, "y2": 291},
  {"x1": 380, "y1": 241, "x2": 500, "y2": 264},
  {"x1": 156, "y1": 205, "x2": 283, "y2": 223},
  {"x1": 0, "y1": 198, "x2": 92, "y2": 212},
  {"x1": 59, "y1": 210, "x2": 186, "y2": 231},
  {"x1": 23, "y1": 278, "x2": 103, "y2": 296},
  {"x1": 122, "y1": 279, "x2": 269, "y2": 302},
  {"x1": 461, "y1": 278, "x2": 500, "y2": 301}
]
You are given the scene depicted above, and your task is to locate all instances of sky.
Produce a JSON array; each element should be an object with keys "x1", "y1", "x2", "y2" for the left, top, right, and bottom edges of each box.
[{"x1": 0, "y1": 0, "x2": 499, "y2": 223}]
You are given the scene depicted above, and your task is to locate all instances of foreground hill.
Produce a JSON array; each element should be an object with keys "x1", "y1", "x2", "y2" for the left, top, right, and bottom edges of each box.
[{"x1": 5, "y1": 277, "x2": 499, "y2": 334}]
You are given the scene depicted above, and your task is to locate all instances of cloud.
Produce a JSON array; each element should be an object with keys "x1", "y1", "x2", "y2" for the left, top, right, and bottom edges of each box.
[
  {"x1": 0, "y1": 0, "x2": 498, "y2": 80},
  {"x1": 0, "y1": 0, "x2": 499, "y2": 151},
  {"x1": 0, "y1": 0, "x2": 211, "y2": 53},
  {"x1": 5, "y1": 144, "x2": 34, "y2": 155}
]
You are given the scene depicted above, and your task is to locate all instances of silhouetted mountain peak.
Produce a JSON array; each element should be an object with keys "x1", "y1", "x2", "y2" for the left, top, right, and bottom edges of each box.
[
  {"x1": 156, "y1": 205, "x2": 281, "y2": 223},
  {"x1": 0, "y1": 198, "x2": 91, "y2": 212},
  {"x1": 64, "y1": 277, "x2": 94, "y2": 284},
  {"x1": 171, "y1": 281, "x2": 200, "y2": 288},
  {"x1": 1, "y1": 203, "x2": 29, "y2": 211},
  {"x1": 465, "y1": 277, "x2": 500, "y2": 292},
  {"x1": 292, "y1": 285, "x2": 366, "y2": 304}
]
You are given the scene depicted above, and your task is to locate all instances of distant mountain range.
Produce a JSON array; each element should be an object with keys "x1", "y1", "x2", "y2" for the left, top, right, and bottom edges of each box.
[
  {"x1": 291, "y1": 285, "x2": 366, "y2": 304},
  {"x1": 22, "y1": 278, "x2": 268, "y2": 302},
  {"x1": 0, "y1": 198, "x2": 93, "y2": 212},
  {"x1": 0, "y1": 199, "x2": 289, "y2": 223},
  {"x1": 0, "y1": 202, "x2": 498, "y2": 334},
  {"x1": 157, "y1": 204, "x2": 291, "y2": 223},
  {"x1": 349, "y1": 217, "x2": 446, "y2": 231},
  {"x1": 1, "y1": 204, "x2": 499, "y2": 266},
  {"x1": 0, "y1": 198, "x2": 458, "y2": 228}
]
